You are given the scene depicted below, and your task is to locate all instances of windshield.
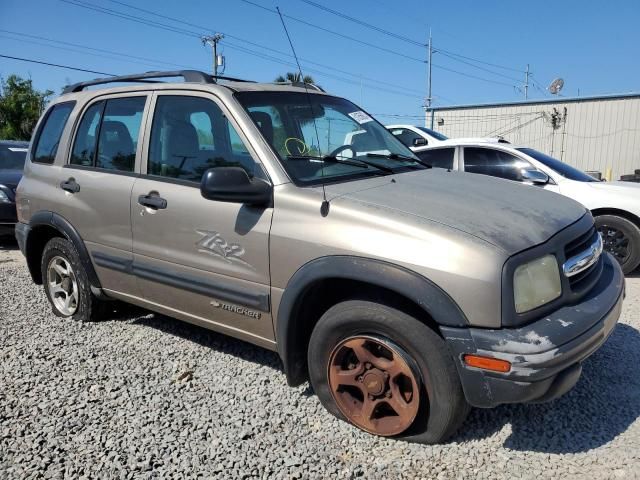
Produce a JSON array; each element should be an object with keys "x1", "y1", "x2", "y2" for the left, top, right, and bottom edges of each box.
[
  {"x1": 0, "y1": 143, "x2": 28, "y2": 170},
  {"x1": 517, "y1": 148, "x2": 597, "y2": 182},
  {"x1": 235, "y1": 92, "x2": 423, "y2": 185},
  {"x1": 417, "y1": 127, "x2": 448, "y2": 141}
]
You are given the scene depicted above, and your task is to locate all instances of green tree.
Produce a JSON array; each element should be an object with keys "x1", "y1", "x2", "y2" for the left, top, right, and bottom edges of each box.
[
  {"x1": 0, "y1": 74, "x2": 53, "y2": 140},
  {"x1": 274, "y1": 72, "x2": 316, "y2": 84}
]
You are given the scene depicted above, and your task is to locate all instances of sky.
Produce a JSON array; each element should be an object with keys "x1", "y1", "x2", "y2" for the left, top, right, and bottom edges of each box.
[{"x1": 1, "y1": 0, "x2": 639, "y2": 125}]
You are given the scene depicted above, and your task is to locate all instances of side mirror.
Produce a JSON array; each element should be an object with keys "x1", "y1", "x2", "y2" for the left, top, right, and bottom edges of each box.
[
  {"x1": 200, "y1": 167, "x2": 272, "y2": 206},
  {"x1": 413, "y1": 138, "x2": 428, "y2": 147},
  {"x1": 521, "y1": 169, "x2": 549, "y2": 185}
]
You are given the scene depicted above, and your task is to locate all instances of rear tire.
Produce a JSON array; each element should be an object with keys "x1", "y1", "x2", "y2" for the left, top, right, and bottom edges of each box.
[
  {"x1": 308, "y1": 300, "x2": 469, "y2": 444},
  {"x1": 595, "y1": 214, "x2": 640, "y2": 274},
  {"x1": 40, "y1": 237, "x2": 106, "y2": 322}
]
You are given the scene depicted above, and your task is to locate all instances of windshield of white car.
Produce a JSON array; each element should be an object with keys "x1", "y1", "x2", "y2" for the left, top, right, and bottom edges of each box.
[
  {"x1": 0, "y1": 143, "x2": 28, "y2": 170},
  {"x1": 236, "y1": 92, "x2": 424, "y2": 186},
  {"x1": 417, "y1": 127, "x2": 448, "y2": 141},
  {"x1": 517, "y1": 148, "x2": 598, "y2": 182}
]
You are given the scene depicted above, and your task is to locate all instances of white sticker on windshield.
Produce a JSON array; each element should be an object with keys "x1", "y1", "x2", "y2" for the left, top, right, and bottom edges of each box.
[
  {"x1": 348, "y1": 111, "x2": 373, "y2": 124},
  {"x1": 8, "y1": 148, "x2": 28, "y2": 152}
]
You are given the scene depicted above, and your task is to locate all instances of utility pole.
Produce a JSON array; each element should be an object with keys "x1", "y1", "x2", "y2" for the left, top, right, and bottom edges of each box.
[
  {"x1": 524, "y1": 63, "x2": 530, "y2": 100},
  {"x1": 201, "y1": 33, "x2": 224, "y2": 77},
  {"x1": 426, "y1": 29, "x2": 433, "y2": 109}
]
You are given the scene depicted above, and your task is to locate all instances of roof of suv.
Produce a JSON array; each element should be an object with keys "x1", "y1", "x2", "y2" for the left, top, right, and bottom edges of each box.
[{"x1": 60, "y1": 69, "x2": 328, "y2": 98}]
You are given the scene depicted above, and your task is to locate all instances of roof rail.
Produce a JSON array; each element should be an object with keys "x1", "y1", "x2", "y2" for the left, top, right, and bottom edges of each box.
[
  {"x1": 62, "y1": 70, "x2": 253, "y2": 94},
  {"x1": 273, "y1": 81, "x2": 325, "y2": 93}
]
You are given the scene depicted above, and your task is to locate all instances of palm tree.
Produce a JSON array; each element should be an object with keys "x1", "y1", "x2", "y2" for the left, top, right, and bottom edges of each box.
[{"x1": 274, "y1": 72, "x2": 316, "y2": 84}]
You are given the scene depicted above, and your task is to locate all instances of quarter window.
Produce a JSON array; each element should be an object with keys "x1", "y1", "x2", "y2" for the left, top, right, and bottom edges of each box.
[
  {"x1": 416, "y1": 148, "x2": 454, "y2": 169},
  {"x1": 463, "y1": 147, "x2": 534, "y2": 182},
  {"x1": 70, "y1": 97, "x2": 146, "y2": 172},
  {"x1": 148, "y1": 95, "x2": 259, "y2": 182},
  {"x1": 32, "y1": 102, "x2": 75, "y2": 164}
]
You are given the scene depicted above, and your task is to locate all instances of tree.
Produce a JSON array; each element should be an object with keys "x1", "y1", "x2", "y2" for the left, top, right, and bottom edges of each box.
[
  {"x1": 274, "y1": 72, "x2": 316, "y2": 84},
  {"x1": 0, "y1": 75, "x2": 53, "y2": 141}
]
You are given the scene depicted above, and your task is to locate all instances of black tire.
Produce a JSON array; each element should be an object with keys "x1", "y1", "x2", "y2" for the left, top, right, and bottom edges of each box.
[
  {"x1": 40, "y1": 237, "x2": 106, "y2": 322},
  {"x1": 595, "y1": 214, "x2": 640, "y2": 274},
  {"x1": 308, "y1": 300, "x2": 470, "y2": 444}
]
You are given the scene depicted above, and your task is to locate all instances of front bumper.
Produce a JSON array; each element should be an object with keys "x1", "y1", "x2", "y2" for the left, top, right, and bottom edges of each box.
[
  {"x1": 441, "y1": 253, "x2": 625, "y2": 408},
  {"x1": 0, "y1": 202, "x2": 17, "y2": 235}
]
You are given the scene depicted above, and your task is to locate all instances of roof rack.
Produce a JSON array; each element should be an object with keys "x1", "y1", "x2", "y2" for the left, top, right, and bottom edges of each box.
[
  {"x1": 273, "y1": 81, "x2": 325, "y2": 93},
  {"x1": 62, "y1": 70, "x2": 253, "y2": 94}
]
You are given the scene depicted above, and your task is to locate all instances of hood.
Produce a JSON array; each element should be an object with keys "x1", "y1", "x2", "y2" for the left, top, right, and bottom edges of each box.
[
  {"x1": 0, "y1": 169, "x2": 23, "y2": 188},
  {"x1": 326, "y1": 169, "x2": 587, "y2": 255}
]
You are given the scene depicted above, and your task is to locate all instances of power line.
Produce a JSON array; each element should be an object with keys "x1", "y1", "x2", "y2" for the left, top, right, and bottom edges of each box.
[
  {"x1": 60, "y1": 0, "x2": 426, "y2": 98},
  {"x1": 0, "y1": 54, "x2": 114, "y2": 76},
  {"x1": 237, "y1": 0, "x2": 426, "y2": 63},
  {"x1": 437, "y1": 51, "x2": 522, "y2": 83},
  {"x1": 434, "y1": 47, "x2": 525, "y2": 73},
  {"x1": 297, "y1": 0, "x2": 425, "y2": 47}
]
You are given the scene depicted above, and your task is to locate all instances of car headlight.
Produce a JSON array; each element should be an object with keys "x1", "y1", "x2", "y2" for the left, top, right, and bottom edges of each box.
[
  {"x1": 513, "y1": 254, "x2": 562, "y2": 313},
  {"x1": 0, "y1": 187, "x2": 10, "y2": 204}
]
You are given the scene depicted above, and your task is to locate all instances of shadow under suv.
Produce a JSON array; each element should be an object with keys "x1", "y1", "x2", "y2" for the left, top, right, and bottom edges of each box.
[{"x1": 15, "y1": 70, "x2": 625, "y2": 443}]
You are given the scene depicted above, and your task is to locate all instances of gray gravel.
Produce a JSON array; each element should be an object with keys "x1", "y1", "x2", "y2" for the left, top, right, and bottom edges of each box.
[{"x1": 1, "y1": 240, "x2": 639, "y2": 479}]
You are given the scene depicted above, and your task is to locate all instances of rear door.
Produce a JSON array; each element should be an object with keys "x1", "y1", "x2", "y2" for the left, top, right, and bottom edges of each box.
[
  {"x1": 55, "y1": 93, "x2": 150, "y2": 295},
  {"x1": 130, "y1": 91, "x2": 274, "y2": 344}
]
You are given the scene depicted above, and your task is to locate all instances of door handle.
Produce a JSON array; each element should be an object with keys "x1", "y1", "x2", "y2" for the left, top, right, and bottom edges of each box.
[
  {"x1": 60, "y1": 178, "x2": 80, "y2": 193},
  {"x1": 138, "y1": 194, "x2": 167, "y2": 210}
]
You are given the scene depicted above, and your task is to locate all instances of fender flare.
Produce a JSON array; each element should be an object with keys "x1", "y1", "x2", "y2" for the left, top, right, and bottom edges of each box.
[
  {"x1": 275, "y1": 255, "x2": 469, "y2": 385},
  {"x1": 26, "y1": 211, "x2": 102, "y2": 290}
]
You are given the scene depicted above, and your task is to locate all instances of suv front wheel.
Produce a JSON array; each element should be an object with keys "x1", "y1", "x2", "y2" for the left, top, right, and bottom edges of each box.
[
  {"x1": 41, "y1": 237, "x2": 105, "y2": 322},
  {"x1": 308, "y1": 300, "x2": 469, "y2": 443}
]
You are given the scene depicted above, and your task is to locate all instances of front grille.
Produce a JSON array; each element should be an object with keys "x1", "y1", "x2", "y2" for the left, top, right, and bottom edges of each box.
[{"x1": 564, "y1": 226, "x2": 602, "y2": 293}]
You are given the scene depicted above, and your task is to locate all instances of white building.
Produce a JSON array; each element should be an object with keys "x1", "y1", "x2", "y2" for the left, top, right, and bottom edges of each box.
[{"x1": 427, "y1": 93, "x2": 640, "y2": 180}]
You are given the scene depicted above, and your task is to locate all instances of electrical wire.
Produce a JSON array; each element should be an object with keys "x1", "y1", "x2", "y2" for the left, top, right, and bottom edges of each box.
[{"x1": 0, "y1": 54, "x2": 115, "y2": 76}]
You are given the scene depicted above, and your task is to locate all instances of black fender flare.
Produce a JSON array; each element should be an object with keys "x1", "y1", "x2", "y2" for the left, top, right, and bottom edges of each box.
[
  {"x1": 26, "y1": 211, "x2": 102, "y2": 291},
  {"x1": 275, "y1": 255, "x2": 469, "y2": 385}
]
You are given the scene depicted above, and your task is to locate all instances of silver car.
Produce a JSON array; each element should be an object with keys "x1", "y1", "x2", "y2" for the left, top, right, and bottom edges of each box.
[{"x1": 15, "y1": 70, "x2": 625, "y2": 443}]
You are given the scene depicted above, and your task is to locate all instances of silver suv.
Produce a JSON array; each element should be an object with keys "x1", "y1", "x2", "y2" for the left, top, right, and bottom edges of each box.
[{"x1": 15, "y1": 71, "x2": 625, "y2": 443}]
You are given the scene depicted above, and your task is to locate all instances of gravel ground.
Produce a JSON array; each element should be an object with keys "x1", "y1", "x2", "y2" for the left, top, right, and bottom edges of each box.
[{"x1": 1, "y1": 239, "x2": 639, "y2": 480}]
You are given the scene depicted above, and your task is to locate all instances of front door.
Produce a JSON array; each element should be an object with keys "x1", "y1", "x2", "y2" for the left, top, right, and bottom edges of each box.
[{"x1": 131, "y1": 92, "x2": 274, "y2": 344}]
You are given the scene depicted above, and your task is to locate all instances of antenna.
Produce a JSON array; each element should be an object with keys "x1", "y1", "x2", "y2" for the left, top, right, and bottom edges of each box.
[
  {"x1": 276, "y1": 6, "x2": 329, "y2": 216},
  {"x1": 549, "y1": 78, "x2": 564, "y2": 95}
]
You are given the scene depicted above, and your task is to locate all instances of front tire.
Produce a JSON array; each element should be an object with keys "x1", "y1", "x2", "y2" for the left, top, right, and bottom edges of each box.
[
  {"x1": 308, "y1": 300, "x2": 469, "y2": 444},
  {"x1": 40, "y1": 237, "x2": 105, "y2": 322},
  {"x1": 595, "y1": 214, "x2": 640, "y2": 274}
]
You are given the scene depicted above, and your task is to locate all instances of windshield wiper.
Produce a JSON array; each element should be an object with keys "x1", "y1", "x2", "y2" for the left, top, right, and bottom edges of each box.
[
  {"x1": 285, "y1": 154, "x2": 394, "y2": 173},
  {"x1": 366, "y1": 152, "x2": 432, "y2": 168}
]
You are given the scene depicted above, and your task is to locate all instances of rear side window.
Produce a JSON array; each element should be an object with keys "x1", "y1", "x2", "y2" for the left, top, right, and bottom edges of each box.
[
  {"x1": 32, "y1": 102, "x2": 75, "y2": 164},
  {"x1": 70, "y1": 97, "x2": 146, "y2": 172},
  {"x1": 416, "y1": 148, "x2": 454, "y2": 169}
]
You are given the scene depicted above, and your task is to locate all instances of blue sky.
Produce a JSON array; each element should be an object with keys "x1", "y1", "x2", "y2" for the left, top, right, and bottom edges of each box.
[{"x1": 1, "y1": 0, "x2": 639, "y2": 124}]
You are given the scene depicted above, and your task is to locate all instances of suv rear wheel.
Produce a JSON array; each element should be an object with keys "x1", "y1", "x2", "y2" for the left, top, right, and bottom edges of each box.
[
  {"x1": 595, "y1": 214, "x2": 640, "y2": 274},
  {"x1": 308, "y1": 300, "x2": 469, "y2": 443},
  {"x1": 41, "y1": 237, "x2": 105, "y2": 322}
]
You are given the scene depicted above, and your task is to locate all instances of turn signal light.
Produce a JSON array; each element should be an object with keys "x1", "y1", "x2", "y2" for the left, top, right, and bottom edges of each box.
[{"x1": 463, "y1": 354, "x2": 511, "y2": 373}]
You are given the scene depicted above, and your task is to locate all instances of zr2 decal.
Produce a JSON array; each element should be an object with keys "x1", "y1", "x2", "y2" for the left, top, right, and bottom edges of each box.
[{"x1": 195, "y1": 230, "x2": 251, "y2": 267}]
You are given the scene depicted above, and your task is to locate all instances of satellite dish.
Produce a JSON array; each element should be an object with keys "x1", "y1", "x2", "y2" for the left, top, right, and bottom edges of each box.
[{"x1": 549, "y1": 78, "x2": 564, "y2": 95}]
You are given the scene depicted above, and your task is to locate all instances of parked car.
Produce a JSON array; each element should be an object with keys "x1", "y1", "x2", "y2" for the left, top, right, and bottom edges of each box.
[
  {"x1": 386, "y1": 124, "x2": 507, "y2": 151},
  {"x1": 15, "y1": 70, "x2": 624, "y2": 443},
  {"x1": 0, "y1": 140, "x2": 29, "y2": 237},
  {"x1": 415, "y1": 140, "x2": 640, "y2": 273}
]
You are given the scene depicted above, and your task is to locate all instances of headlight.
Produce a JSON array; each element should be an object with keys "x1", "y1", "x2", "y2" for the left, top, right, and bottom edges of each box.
[
  {"x1": 513, "y1": 254, "x2": 562, "y2": 313},
  {"x1": 0, "y1": 188, "x2": 10, "y2": 204}
]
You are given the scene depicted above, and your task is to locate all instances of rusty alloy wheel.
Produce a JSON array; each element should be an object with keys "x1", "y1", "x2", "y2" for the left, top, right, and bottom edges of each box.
[{"x1": 327, "y1": 335, "x2": 421, "y2": 436}]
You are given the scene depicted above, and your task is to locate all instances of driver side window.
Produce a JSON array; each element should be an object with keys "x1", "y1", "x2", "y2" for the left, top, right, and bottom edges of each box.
[{"x1": 463, "y1": 147, "x2": 534, "y2": 182}]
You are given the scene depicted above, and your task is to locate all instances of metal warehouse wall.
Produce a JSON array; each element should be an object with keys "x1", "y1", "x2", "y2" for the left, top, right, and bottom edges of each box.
[{"x1": 428, "y1": 94, "x2": 640, "y2": 180}]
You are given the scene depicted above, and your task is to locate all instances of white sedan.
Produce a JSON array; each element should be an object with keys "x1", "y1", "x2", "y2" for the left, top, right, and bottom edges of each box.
[{"x1": 414, "y1": 140, "x2": 640, "y2": 274}]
